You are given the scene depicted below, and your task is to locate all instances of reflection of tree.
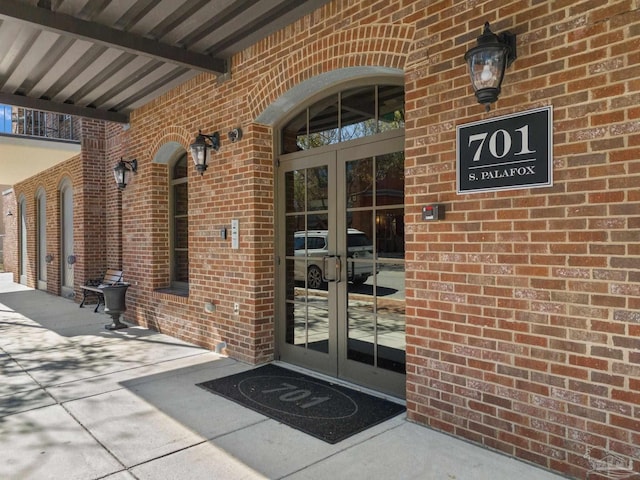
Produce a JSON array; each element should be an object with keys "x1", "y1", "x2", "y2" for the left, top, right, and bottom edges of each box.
[
  {"x1": 341, "y1": 109, "x2": 405, "y2": 141},
  {"x1": 341, "y1": 119, "x2": 376, "y2": 142},
  {"x1": 287, "y1": 170, "x2": 302, "y2": 212},
  {"x1": 289, "y1": 94, "x2": 404, "y2": 235},
  {"x1": 378, "y1": 151, "x2": 404, "y2": 183},
  {"x1": 289, "y1": 167, "x2": 330, "y2": 231},
  {"x1": 346, "y1": 152, "x2": 404, "y2": 209},
  {"x1": 343, "y1": 107, "x2": 404, "y2": 206},
  {"x1": 297, "y1": 129, "x2": 339, "y2": 149},
  {"x1": 291, "y1": 167, "x2": 328, "y2": 213},
  {"x1": 294, "y1": 159, "x2": 381, "y2": 217},
  {"x1": 381, "y1": 109, "x2": 405, "y2": 129},
  {"x1": 296, "y1": 107, "x2": 404, "y2": 150},
  {"x1": 308, "y1": 167, "x2": 328, "y2": 211},
  {"x1": 347, "y1": 158, "x2": 373, "y2": 208}
]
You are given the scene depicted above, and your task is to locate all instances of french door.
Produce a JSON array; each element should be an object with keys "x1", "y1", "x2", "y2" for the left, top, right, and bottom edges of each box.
[
  {"x1": 277, "y1": 133, "x2": 406, "y2": 398},
  {"x1": 60, "y1": 182, "x2": 74, "y2": 298},
  {"x1": 37, "y1": 191, "x2": 47, "y2": 290}
]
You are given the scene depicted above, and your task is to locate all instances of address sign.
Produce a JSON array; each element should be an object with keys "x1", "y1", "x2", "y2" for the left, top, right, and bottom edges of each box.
[{"x1": 456, "y1": 106, "x2": 553, "y2": 194}]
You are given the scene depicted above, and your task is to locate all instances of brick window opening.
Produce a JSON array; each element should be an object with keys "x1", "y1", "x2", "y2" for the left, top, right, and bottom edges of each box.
[{"x1": 170, "y1": 152, "x2": 188, "y2": 294}]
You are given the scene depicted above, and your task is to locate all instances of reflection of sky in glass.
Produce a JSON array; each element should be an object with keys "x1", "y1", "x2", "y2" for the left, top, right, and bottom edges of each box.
[{"x1": 0, "y1": 105, "x2": 11, "y2": 133}]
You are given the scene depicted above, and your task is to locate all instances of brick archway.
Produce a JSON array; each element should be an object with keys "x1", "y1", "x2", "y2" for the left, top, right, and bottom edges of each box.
[{"x1": 250, "y1": 24, "x2": 414, "y2": 124}]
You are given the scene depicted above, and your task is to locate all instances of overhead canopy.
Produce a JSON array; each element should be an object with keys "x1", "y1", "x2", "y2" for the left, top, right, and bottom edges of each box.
[{"x1": 0, "y1": 0, "x2": 331, "y2": 123}]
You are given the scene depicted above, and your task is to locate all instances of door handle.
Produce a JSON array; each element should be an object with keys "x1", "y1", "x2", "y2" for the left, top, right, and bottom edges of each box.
[{"x1": 322, "y1": 255, "x2": 341, "y2": 283}]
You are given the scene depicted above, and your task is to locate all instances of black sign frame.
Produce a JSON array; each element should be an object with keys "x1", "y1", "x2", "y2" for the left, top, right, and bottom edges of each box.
[{"x1": 456, "y1": 106, "x2": 553, "y2": 194}]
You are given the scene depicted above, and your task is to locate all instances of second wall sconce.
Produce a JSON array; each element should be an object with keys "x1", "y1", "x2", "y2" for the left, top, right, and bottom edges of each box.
[
  {"x1": 113, "y1": 158, "x2": 137, "y2": 190},
  {"x1": 464, "y1": 22, "x2": 517, "y2": 111},
  {"x1": 190, "y1": 130, "x2": 220, "y2": 175}
]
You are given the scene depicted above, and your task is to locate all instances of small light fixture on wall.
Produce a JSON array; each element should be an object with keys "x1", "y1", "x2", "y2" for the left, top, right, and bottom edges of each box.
[
  {"x1": 190, "y1": 130, "x2": 220, "y2": 175},
  {"x1": 228, "y1": 128, "x2": 242, "y2": 143},
  {"x1": 6, "y1": 210, "x2": 12, "y2": 217},
  {"x1": 464, "y1": 22, "x2": 517, "y2": 111},
  {"x1": 113, "y1": 158, "x2": 138, "y2": 190}
]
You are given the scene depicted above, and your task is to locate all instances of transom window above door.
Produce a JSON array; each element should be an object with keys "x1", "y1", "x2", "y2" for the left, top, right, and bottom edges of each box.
[{"x1": 281, "y1": 84, "x2": 404, "y2": 154}]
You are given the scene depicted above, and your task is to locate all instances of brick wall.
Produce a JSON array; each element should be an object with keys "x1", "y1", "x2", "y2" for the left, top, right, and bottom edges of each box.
[
  {"x1": 124, "y1": 97, "x2": 277, "y2": 362},
  {"x1": 402, "y1": 2, "x2": 640, "y2": 479},
  {"x1": 75, "y1": 119, "x2": 108, "y2": 287},
  {"x1": 105, "y1": 122, "x2": 130, "y2": 268},
  {"x1": 127, "y1": 1, "x2": 638, "y2": 477},
  {"x1": 8, "y1": 1, "x2": 640, "y2": 478},
  {"x1": 2, "y1": 189, "x2": 16, "y2": 275},
  {"x1": 13, "y1": 159, "x2": 74, "y2": 291},
  {"x1": 11, "y1": 119, "x2": 107, "y2": 296},
  {"x1": 123, "y1": 1, "x2": 640, "y2": 477}
]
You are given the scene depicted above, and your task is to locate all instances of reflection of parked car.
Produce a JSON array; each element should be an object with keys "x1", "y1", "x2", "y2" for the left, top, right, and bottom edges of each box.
[{"x1": 294, "y1": 229, "x2": 374, "y2": 289}]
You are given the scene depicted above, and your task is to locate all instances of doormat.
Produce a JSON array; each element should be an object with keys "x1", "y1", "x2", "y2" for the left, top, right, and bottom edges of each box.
[{"x1": 197, "y1": 364, "x2": 405, "y2": 444}]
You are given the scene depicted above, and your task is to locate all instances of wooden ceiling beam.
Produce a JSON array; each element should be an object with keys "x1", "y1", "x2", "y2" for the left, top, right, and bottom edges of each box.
[{"x1": 0, "y1": 0, "x2": 227, "y2": 75}]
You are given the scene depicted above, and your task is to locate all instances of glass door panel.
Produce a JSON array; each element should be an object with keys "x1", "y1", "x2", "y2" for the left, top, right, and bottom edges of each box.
[
  {"x1": 339, "y1": 136, "x2": 406, "y2": 397},
  {"x1": 280, "y1": 153, "x2": 337, "y2": 375}
]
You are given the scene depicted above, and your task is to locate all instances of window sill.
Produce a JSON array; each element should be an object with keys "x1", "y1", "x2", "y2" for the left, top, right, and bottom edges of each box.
[{"x1": 153, "y1": 288, "x2": 189, "y2": 304}]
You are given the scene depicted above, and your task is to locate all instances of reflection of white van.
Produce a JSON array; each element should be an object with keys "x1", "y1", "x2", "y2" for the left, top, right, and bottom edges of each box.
[{"x1": 294, "y1": 229, "x2": 374, "y2": 289}]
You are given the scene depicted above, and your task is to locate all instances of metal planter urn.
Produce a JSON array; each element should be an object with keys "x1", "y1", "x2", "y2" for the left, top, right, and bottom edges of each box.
[{"x1": 101, "y1": 283, "x2": 130, "y2": 330}]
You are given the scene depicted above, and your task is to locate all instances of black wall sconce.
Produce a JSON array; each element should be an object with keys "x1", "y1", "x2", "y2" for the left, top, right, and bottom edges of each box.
[
  {"x1": 113, "y1": 158, "x2": 138, "y2": 190},
  {"x1": 190, "y1": 130, "x2": 220, "y2": 175},
  {"x1": 6, "y1": 210, "x2": 12, "y2": 217},
  {"x1": 464, "y1": 22, "x2": 517, "y2": 111}
]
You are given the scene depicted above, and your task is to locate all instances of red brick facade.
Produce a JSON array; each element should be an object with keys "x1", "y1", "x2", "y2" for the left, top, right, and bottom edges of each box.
[
  {"x1": 8, "y1": 120, "x2": 111, "y2": 294},
  {"x1": 5, "y1": 2, "x2": 640, "y2": 478},
  {"x1": 2, "y1": 188, "x2": 16, "y2": 274}
]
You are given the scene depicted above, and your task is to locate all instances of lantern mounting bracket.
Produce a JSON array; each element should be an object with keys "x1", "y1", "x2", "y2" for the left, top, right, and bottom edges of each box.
[
  {"x1": 499, "y1": 30, "x2": 517, "y2": 68},
  {"x1": 199, "y1": 132, "x2": 220, "y2": 151}
]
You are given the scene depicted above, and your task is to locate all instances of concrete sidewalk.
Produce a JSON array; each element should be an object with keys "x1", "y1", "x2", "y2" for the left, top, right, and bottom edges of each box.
[{"x1": 0, "y1": 273, "x2": 567, "y2": 480}]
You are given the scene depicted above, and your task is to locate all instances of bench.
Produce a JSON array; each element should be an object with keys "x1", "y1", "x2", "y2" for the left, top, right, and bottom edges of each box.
[{"x1": 79, "y1": 269, "x2": 124, "y2": 312}]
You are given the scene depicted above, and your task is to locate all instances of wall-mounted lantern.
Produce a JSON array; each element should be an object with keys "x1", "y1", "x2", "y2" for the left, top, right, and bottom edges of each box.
[
  {"x1": 190, "y1": 130, "x2": 220, "y2": 175},
  {"x1": 464, "y1": 22, "x2": 517, "y2": 111},
  {"x1": 113, "y1": 158, "x2": 138, "y2": 190}
]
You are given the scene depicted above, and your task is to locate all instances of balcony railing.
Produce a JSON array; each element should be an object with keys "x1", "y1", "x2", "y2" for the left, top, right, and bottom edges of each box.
[{"x1": 1, "y1": 105, "x2": 80, "y2": 142}]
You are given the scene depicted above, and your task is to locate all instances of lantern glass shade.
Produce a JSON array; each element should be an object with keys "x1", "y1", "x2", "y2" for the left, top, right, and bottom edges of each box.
[
  {"x1": 465, "y1": 44, "x2": 510, "y2": 107},
  {"x1": 467, "y1": 46, "x2": 507, "y2": 92},
  {"x1": 190, "y1": 135, "x2": 210, "y2": 175},
  {"x1": 464, "y1": 22, "x2": 516, "y2": 110},
  {"x1": 113, "y1": 160, "x2": 136, "y2": 190}
]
